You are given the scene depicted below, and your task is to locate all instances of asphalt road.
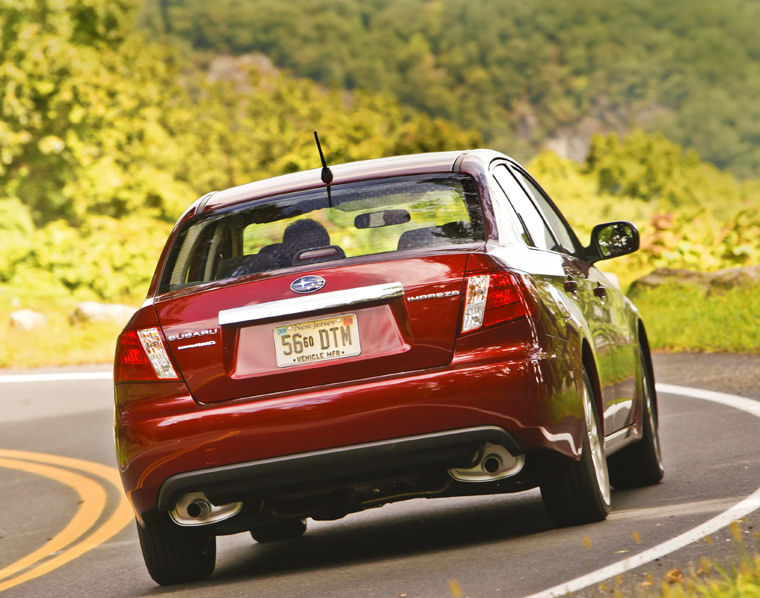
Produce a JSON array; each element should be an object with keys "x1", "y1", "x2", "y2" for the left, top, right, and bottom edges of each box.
[{"x1": 1, "y1": 353, "x2": 759, "y2": 597}]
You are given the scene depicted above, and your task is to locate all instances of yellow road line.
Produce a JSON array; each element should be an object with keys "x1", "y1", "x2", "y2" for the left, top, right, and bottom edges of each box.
[
  {"x1": 0, "y1": 458, "x2": 106, "y2": 582},
  {"x1": 0, "y1": 450, "x2": 133, "y2": 592},
  {"x1": 0, "y1": 450, "x2": 124, "y2": 488}
]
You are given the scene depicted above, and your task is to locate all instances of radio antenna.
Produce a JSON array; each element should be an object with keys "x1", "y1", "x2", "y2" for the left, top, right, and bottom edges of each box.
[{"x1": 313, "y1": 130, "x2": 333, "y2": 207}]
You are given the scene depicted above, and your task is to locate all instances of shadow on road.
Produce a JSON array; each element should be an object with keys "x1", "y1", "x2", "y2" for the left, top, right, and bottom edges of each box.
[{"x1": 147, "y1": 491, "x2": 552, "y2": 592}]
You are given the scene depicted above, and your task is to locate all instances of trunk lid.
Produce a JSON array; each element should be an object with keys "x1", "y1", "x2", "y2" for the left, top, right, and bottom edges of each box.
[{"x1": 155, "y1": 253, "x2": 470, "y2": 403}]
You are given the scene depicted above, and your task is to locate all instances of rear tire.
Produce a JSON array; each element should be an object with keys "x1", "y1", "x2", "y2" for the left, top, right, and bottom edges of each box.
[
  {"x1": 540, "y1": 369, "x2": 611, "y2": 526},
  {"x1": 250, "y1": 518, "x2": 307, "y2": 543},
  {"x1": 608, "y1": 347, "x2": 664, "y2": 489},
  {"x1": 136, "y1": 519, "x2": 216, "y2": 585}
]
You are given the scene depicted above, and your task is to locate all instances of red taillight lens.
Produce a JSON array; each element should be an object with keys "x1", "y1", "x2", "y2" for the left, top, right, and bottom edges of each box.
[
  {"x1": 114, "y1": 327, "x2": 178, "y2": 382},
  {"x1": 461, "y1": 270, "x2": 536, "y2": 333}
]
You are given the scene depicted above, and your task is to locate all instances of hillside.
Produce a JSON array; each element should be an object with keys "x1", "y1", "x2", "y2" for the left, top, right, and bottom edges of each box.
[
  {"x1": 0, "y1": 0, "x2": 480, "y2": 303},
  {"x1": 1, "y1": 0, "x2": 760, "y2": 366},
  {"x1": 2, "y1": 0, "x2": 759, "y2": 305},
  {"x1": 142, "y1": 0, "x2": 760, "y2": 177}
]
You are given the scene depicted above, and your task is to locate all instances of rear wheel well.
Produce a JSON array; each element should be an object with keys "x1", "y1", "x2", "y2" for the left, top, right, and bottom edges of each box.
[
  {"x1": 581, "y1": 340, "x2": 604, "y2": 437},
  {"x1": 637, "y1": 320, "x2": 657, "y2": 416},
  {"x1": 638, "y1": 322, "x2": 654, "y2": 377}
]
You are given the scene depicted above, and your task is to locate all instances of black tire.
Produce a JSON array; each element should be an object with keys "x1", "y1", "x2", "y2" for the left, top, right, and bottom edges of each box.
[
  {"x1": 250, "y1": 518, "x2": 307, "y2": 543},
  {"x1": 540, "y1": 369, "x2": 611, "y2": 527},
  {"x1": 608, "y1": 347, "x2": 664, "y2": 489},
  {"x1": 136, "y1": 519, "x2": 216, "y2": 585}
]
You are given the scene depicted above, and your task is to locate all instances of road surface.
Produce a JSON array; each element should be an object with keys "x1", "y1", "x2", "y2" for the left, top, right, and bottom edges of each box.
[{"x1": 1, "y1": 353, "x2": 759, "y2": 597}]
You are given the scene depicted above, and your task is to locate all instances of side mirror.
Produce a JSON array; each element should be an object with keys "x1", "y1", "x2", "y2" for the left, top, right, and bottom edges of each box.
[{"x1": 588, "y1": 221, "x2": 639, "y2": 262}]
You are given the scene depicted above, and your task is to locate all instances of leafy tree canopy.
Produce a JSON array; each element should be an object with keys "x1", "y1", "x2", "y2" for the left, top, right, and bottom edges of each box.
[
  {"x1": 0, "y1": 0, "x2": 479, "y2": 299},
  {"x1": 144, "y1": 0, "x2": 760, "y2": 177}
]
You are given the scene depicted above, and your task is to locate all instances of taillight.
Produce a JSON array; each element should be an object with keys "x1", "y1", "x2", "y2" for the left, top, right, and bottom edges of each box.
[
  {"x1": 114, "y1": 327, "x2": 178, "y2": 382},
  {"x1": 461, "y1": 270, "x2": 536, "y2": 333}
]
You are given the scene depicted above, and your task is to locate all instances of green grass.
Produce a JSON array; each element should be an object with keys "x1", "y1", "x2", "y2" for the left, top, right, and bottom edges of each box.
[
  {"x1": 0, "y1": 293, "x2": 133, "y2": 369},
  {"x1": 630, "y1": 283, "x2": 760, "y2": 354}
]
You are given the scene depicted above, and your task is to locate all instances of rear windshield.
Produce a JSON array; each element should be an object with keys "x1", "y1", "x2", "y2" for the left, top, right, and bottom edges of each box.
[{"x1": 159, "y1": 173, "x2": 485, "y2": 293}]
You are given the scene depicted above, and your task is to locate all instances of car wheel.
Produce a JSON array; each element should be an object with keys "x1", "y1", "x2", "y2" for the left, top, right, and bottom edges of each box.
[
  {"x1": 136, "y1": 519, "x2": 216, "y2": 585},
  {"x1": 250, "y1": 518, "x2": 307, "y2": 543},
  {"x1": 540, "y1": 368, "x2": 611, "y2": 526},
  {"x1": 608, "y1": 347, "x2": 664, "y2": 489}
]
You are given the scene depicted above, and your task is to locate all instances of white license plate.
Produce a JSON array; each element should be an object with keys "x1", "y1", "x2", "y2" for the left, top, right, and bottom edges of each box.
[{"x1": 273, "y1": 313, "x2": 360, "y2": 368}]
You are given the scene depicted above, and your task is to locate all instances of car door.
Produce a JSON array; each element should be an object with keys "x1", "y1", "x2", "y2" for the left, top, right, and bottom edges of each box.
[{"x1": 507, "y1": 165, "x2": 635, "y2": 433}]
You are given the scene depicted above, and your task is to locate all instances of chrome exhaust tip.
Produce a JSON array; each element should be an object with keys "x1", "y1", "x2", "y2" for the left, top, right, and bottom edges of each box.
[
  {"x1": 170, "y1": 491, "x2": 243, "y2": 526},
  {"x1": 449, "y1": 442, "x2": 525, "y2": 482}
]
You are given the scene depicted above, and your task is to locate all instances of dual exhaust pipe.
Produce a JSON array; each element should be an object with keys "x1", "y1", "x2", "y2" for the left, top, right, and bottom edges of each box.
[{"x1": 171, "y1": 442, "x2": 522, "y2": 526}]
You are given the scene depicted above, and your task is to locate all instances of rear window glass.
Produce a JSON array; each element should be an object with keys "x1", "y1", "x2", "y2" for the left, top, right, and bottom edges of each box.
[{"x1": 159, "y1": 174, "x2": 485, "y2": 293}]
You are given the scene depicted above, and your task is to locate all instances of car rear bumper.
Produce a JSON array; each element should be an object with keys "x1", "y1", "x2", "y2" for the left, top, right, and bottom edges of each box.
[
  {"x1": 116, "y1": 338, "x2": 584, "y2": 519},
  {"x1": 156, "y1": 425, "x2": 519, "y2": 510}
]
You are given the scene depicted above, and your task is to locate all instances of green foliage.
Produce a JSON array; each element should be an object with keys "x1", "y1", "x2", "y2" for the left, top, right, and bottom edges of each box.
[
  {"x1": 0, "y1": 0, "x2": 480, "y2": 304},
  {"x1": 164, "y1": 62, "x2": 481, "y2": 193},
  {"x1": 584, "y1": 130, "x2": 744, "y2": 213},
  {"x1": 2, "y1": 0, "x2": 760, "y2": 369},
  {"x1": 528, "y1": 136, "x2": 760, "y2": 287},
  {"x1": 0, "y1": 199, "x2": 35, "y2": 283},
  {"x1": 1, "y1": 213, "x2": 169, "y2": 300},
  {"x1": 0, "y1": 0, "x2": 196, "y2": 224},
  {"x1": 1, "y1": 0, "x2": 480, "y2": 229},
  {"x1": 147, "y1": 0, "x2": 760, "y2": 177}
]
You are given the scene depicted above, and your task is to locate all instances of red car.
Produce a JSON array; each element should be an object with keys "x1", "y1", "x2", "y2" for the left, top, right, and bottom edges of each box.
[{"x1": 114, "y1": 149, "x2": 663, "y2": 585}]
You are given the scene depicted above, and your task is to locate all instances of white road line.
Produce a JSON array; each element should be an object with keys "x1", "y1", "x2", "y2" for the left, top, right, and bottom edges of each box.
[
  {"x1": 658, "y1": 383, "x2": 760, "y2": 417},
  {"x1": 526, "y1": 383, "x2": 760, "y2": 598},
  {"x1": 0, "y1": 372, "x2": 112, "y2": 384}
]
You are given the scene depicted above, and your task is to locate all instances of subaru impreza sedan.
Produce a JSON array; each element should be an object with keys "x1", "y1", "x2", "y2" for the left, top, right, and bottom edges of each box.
[{"x1": 114, "y1": 148, "x2": 663, "y2": 584}]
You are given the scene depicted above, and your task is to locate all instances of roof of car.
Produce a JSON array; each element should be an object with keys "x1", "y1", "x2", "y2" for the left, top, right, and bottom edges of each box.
[{"x1": 198, "y1": 150, "x2": 492, "y2": 214}]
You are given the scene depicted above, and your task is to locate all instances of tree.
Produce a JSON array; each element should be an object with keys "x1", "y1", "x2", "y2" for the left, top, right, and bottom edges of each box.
[{"x1": 0, "y1": 0, "x2": 194, "y2": 224}]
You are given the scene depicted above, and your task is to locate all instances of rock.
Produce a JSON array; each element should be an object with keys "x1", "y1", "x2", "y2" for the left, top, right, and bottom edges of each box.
[
  {"x1": 709, "y1": 264, "x2": 760, "y2": 290},
  {"x1": 69, "y1": 302, "x2": 135, "y2": 326},
  {"x1": 629, "y1": 265, "x2": 760, "y2": 295},
  {"x1": 629, "y1": 267, "x2": 714, "y2": 292},
  {"x1": 10, "y1": 309, "x2": 47, "y2": 331}
]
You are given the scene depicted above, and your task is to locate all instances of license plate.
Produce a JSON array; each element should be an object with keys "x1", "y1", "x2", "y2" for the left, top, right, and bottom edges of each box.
[{"x1": 273, "y1": 313, "x2": 360, "y2": 368}]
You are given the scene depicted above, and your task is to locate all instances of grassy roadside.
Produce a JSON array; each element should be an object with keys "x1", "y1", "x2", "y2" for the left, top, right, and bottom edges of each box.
[
  {"x1": 0, "y1": 294, "x2": 134, "y2": 369},
  {"x1": 630, "y1": 283, "x2": 760, "y2": 354}
]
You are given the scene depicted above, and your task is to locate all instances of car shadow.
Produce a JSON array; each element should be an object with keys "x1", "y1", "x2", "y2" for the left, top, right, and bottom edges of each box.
[
  {"x1": 209, "y1": 491, "x2": 551, "y2": 584},
  {"x1": 138, "y1": 486, "x2": 699, "y2": 595}
]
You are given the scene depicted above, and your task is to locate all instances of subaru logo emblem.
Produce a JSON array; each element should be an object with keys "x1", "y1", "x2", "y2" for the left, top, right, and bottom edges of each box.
[{"x1": 290, "y1": 275, "x2": 326, "y2": 294}]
